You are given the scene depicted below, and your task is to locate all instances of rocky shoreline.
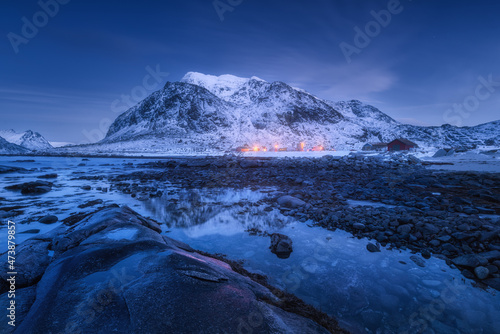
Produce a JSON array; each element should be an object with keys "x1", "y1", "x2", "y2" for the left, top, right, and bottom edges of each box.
[
  {"x1": 104, "y1": 154, "x2": 500, "y2": 291},
  {"x1": 0, "y1": 206, "x2": 345, "y2": 333}
]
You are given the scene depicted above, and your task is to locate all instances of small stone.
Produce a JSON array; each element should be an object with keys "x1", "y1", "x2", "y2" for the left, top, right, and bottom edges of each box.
[
  {"x1": 366, "y1": 243, "x2": 381, "y2": 253},
  {"x1": 353, "y1": 223, "x2": 365, "y2": 230},
  {"x1": 269, "y1": 233, "x2": 293, "y2": 259},
  {"x1": 422, "y1": 280, "x2": 441, "y2": 287},
  {"x1": 474, "y1": 266, "x2": 489, "y2": 280},
  {"x1": 462, "y1": 269, "x2": 475, "y2": 279},
  {"x1": 20, "y1": 229, "x2": 40, "y2": 234},
  {"x1": 486, "y1": 265, "x2": 498, "y2": 274},
  {"x1": 457, "y1": 223, "x2": 470, "y2": 231},
  {"x1": 442, "y1": 243, "x2": 459, "y2": 253},
  {"x1": 397, "y1": 224, "x2": 412, "y2": 235},
  {"x1": 452, "y1": 254, "x2": 488, "y2": 268},
  {"x1": 277, "y1": 195, "x2": 306, "y2": 208},
  {"x1": 37, "y1": 173, "x2": 58, "y2": 179},
  {"x1": 410, "y1": 255, "x2": 426, "y2": 267},
  {"x1": 429, "y1": 240, "x2": 440, "y2": 247},
  {"x1": 38, "y1": 215, "x2": 58, "y2": 225},
  {"x1": 421, "y1": 250, "x2": 431, "y2": 259},
  {"x1": 437, "y1": 235, "x2": 452, "y2": 242}
]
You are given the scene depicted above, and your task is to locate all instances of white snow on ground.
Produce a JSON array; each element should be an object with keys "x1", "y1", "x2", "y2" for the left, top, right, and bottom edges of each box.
[
  {"x1": 421, "y1": 151, "x2": 500, "y2": 172},
  {"x1": 241, "y1": 150, "x2": 352, "y2": 158},
  {"x1": 49, "y1": 142, "x2": 74, "y2": 148}
]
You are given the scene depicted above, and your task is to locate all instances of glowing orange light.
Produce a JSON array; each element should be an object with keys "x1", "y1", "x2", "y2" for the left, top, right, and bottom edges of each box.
[
  {"x1": 253, "y1": 146, "x2": 259, "y2": 151},
  {"x1": 263, "y1": 147, "x2": 268, "y2": 152}
]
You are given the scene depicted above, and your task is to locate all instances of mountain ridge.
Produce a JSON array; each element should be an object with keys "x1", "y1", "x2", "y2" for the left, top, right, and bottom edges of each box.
[
  {"x1": 75, "y1": 72, "x2": 499, "y2": 153},
  {"x1": 100, "y1": 72, "x2": 500, "y2": 152},
  {"x1": 0, "y1": 136, "x2": 31, "y2": 154},
  {"x1": 0, "y1": 129, "x2": 53, "y2": 151}
]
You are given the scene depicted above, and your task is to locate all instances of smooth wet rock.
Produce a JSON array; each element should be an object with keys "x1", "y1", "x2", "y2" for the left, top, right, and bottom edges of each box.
[
  {"x1": 477, "y1": 250, "x2": 500, "y2": 262},
  {"x1": 421, "y1": 250, "x2": 431, "y2": 259},
  {"x1": 462, "y1": 269, "x2": 475, "y2": 279},
  {"x1": 0, "y1": 165, "x2": 27, "y2": 174},
  {"x1": 277, "y1": 195, "x2": 306, "y2": 208},
  {"x1": 269, "y1": 233, "x2": 293, "y2": 258},
  {"x1": 483, "y1": 278, "x2": 500, "y2": 291},
  {"x1": 15, "y1": 207, "x2": 332, "y2": 333},
  {"x1": 239, "y1": 160, "x2": 260, "y2": 168},
  {"x1": 0, "y1": 240, "x2": 51, "y2": 290},
  {"x1": 410, "y1": 255, "x2": 426, "y2": 267},
  {"x1": 422, "y1": 223, "x2": 440, "y2": 234},
  {"x1": 353, "y1": 223, "x2": 365, "y2": 230},
  {"x1": 20, "y1": 229, "x2": 40, "y2": 234},
  {"x1": 37, "y1": 173, "x2": 58, "y2": 179},
  {"x1": 78, "y1": 199, "x2": 104, "y2": 209},
  {"x1": 0, "y1": 286, "x2": 37, "y2": 333},
  {"x1": 5, "y1": 181, "x2": 53, "y2": 195},
  {"x1": 474, "y1": 266, "x2": 489, "y2": 280},
  {"x1": 397, "y1": 224, "x2": 412, "y2": 235},
  {"x1": 366, "y1": 243, "x2": 381, "y2": 253},
  {"x1": 452, "y1": 254, "x2": 488, "y2": 268},
  {"x1": 38, "y1": 215, "x2": 58, "y2": 225}
]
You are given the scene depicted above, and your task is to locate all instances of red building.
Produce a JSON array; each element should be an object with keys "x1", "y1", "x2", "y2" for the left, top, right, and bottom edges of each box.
[{"x1": 387, "y1": 138, "x2": 418, "y2": 151}]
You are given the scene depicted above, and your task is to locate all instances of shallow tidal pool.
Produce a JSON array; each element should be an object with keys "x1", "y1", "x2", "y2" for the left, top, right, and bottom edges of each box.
[{"x1": 1, "y1": 156, "x2": 499, "y2": 333}]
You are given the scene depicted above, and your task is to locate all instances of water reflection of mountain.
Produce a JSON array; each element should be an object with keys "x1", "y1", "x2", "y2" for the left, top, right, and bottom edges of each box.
[{"x1": 142, "y1": 188, "x2": 291, "y2": 233}]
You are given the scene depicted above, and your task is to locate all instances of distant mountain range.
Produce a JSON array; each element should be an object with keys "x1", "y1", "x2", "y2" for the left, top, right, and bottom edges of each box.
[
  {"x1": 2, "y1": 73, "x2": 498, "y2": 155},
  {"x1": 96, "y1": 72, "x2": 499, "y2": 153},
  {"x1": 0, "y1": 129, "x2": 53, "y2": 151}
]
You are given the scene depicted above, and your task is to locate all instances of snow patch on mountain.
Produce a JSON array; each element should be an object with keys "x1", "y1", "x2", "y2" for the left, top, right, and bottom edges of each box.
[
  {"x1": 181, "y1": 72, "x2": 258, "y2": 100},
  {"x1": 0, "y1": 129, "x2": 53, "y2": 150},
  {"x1": 0, "y1": 136, "x2": 30, "y2": 154}
]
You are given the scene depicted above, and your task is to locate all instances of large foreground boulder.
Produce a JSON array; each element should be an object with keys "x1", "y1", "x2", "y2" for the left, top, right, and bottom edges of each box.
[{"x1": 1, "y1": 206, "x2": 341, "y2": 333}]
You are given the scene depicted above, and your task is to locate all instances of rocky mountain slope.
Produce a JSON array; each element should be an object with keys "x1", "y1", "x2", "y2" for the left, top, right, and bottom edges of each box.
[
  {"x1": 0, "y1": 136, "x2": 30, "y2": 154},
  {"x1": 0, "y1": 129, "x2": 53, "y2": 151},
  {"x1": 94, "y1": 72, "x2": 500, "y2": 152}
]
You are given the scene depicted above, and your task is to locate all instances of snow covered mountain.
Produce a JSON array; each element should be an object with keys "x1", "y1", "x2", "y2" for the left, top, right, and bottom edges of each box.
[
  {"x1": 0, "y1": 129, "x2": 53, "y2": 151},
  {"x1": 104, "y1": 73, "x2": 345, "y2": 150},
  {"x1": 98, "y1": 72, "x2": 499, "y2": 153},
  {"x1": 0, "y1": 136, "x2": 30, "y2": 154}
]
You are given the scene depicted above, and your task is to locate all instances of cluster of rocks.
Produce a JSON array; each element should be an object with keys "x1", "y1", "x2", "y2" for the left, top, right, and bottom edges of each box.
[
  {"x1": 107, "y1": 154, "x2": 499, "y2": 290},
  {"x1": 5, "y1": 180, "x2": 53, "y2": 195},
  {"x1": 0, "y1": 206, "x2": 343, "y2": 333}
]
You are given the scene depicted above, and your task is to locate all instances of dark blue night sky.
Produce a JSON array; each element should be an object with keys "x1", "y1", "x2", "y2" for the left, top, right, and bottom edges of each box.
[{"x1": 1, "y1": 0, "x2": 499, "y2": 143}]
